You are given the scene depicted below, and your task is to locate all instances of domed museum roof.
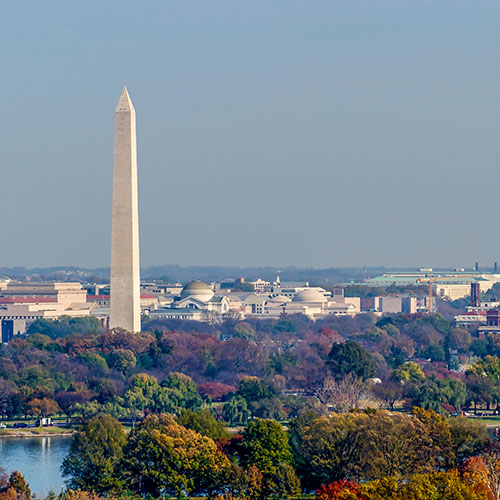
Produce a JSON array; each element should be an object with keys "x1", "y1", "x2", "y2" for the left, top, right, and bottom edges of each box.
[
  {"x1": 267, "y1": 294, "x2": 292, "y2": 304},
  {"x1": 292, "y1": 289, "x2": 327, "y2": 303},
  {"x1": 180, "y1": 281, "x2": 214, "y2": 301}
]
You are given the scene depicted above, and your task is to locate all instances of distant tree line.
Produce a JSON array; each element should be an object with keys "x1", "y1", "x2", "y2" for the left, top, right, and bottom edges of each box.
[{"x1": 2, "y1": 312, "x2": 500, "y2": 424}]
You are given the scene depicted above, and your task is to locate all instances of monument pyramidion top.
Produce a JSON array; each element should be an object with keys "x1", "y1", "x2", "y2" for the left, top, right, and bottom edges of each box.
[{"x1": 115, "y1": 86, "x2": 135, "y2": 113}]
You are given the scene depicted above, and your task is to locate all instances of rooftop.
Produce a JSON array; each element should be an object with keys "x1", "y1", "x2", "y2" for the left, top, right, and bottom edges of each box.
[{"x1": 0, "y1": 297, "x2": 57, "y2": 304}]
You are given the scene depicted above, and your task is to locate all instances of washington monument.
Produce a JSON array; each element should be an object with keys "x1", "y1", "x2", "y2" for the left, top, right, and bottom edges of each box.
[{"x1": 110, "y1": 87, "x2": 141, "y2": 332}]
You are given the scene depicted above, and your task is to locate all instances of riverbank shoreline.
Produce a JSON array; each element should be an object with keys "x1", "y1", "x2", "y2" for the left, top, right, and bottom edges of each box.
[{"x1": 0, "y1": 430, "x2": 74, "y2": 438}]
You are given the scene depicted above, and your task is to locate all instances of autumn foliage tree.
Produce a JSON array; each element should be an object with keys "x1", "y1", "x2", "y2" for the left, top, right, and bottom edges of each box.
[
  {"x1": 316, "y1": 471, "x2": 489, "y2": 500},
  {"x1": 316, "y1": 479, "x2": 359, "y2": 500},
  {"x1": 26, "y1": 397, "x2": 60, "y2": 418},
  {"x1": 289, "y1": 410, "x2": 455, "y2": 487},
  {"x1": 463, "y1": 453, "x2": 500, "y2": 500},
  {"x1": 120, "y1": 413, "x2": 231, "y2": 499}
]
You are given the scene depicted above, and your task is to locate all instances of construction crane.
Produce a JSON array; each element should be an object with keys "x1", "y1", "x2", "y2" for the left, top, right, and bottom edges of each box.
[{"x1": 416, "y1": 273, "x2": 476, "y2": 313}]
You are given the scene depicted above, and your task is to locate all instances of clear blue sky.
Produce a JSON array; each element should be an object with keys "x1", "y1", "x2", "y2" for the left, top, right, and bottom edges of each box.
[{"x1": 2, "y1": 1, "x2": 500, "y2": 269}]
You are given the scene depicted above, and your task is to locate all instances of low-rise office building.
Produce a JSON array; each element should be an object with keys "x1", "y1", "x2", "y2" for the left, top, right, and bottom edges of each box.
[{"x1": 0, "y1": 282, "x2": 94, "y2": 342}]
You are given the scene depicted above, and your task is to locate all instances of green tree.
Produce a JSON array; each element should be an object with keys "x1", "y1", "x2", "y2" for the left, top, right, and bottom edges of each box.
[
  {"x1": 468, "y1": 356, "x2": 500, "y2": 382},
  {"x1": 382, "y1": 324, "x2": 400, "y2": 338},
  {"x1": 108, "y1": 349, "x2": 136, "y2": 373},
  {"x1": 240, "y1": 419, "x2": 293, "y2": 471},
  {"x1": 177, "y1": 408, "x2": 229, "y2": 440},
  {"x1": 251, "y1": 398, "x2": 287, "y2": 421},
  {"x1": 268, "y1": 462, "x2": 300, "y2": 500},
  {"x1": 273, "y1": 319, "x2": 297, "y2": 334},
  {"x1": 123, "y1": 373, "x2": 188, "y2": 414},
  {"x1": 123, "y1": 374, "x2": 159, "y2": 411},
  {"x1": 289, "y1": 412, "x2": 342, "y2": 490},
  {"x1": 410, "y1": 377, "x2": 466, "y2": 414},
  {"x1": 423, "y1": 344, "x2": 446, "y2": 362},
  {"x1": 161, "y1": 372, "x2": 203, "y2": 410},
  {"x1": 61, "y1": 415, "x2": 126, "y2": 493},
  {"x1": 267, "y1": 351, "x2": 297, "y2": 376},
  {"x1": 232, "y1": 322, "x2": 256, "y2": 339},
  {"x1": 326, "y1": 341, "x2": 376, "y2": 380},
  {"x1": 18, "y1": 366, "x2": 59, "y2": 393},
  {"x1": 448, "y1": 416, "x2": 489, "y2": 465},
  {"x1": 237, "y1": 377, "x2": 276, "y2": 403},
  {"x1": 239, "y1": 419, "x2": 298, "y2": 499},
  {"x1": 26, "y1": 316, "x2": 104, "y2": 338},
  {"x1": 223, "y1": 396, "x2": 250, "y2": 425},
  {"x1": 394, "y1": 361, "x2": 425, "y2": 383},
  {"x1": 465, "y1": 373, "x2": 497, "y2": 413},
  {"x1": 27, "y1": 334, "x2": 53, "y2": 350},
  {"x1": 78, "y1": 352, "x2": 109, "y2": 375},
  {"x1": 448, "y1": 379, "x2": 467, "y2": 412},
  {"x1": 470, "y1": 339, "x2": 489, "y2": 358}
]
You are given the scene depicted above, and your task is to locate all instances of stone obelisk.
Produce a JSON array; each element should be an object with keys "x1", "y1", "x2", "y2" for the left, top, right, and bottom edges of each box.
[{"x1": 110, "y1": 87, "x2": 141, "y2": 332}]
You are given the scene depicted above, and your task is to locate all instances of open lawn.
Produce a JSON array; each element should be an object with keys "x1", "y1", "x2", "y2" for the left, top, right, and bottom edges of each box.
[{"x1": 0, "y1": 426, "x2": 74, "y2": 436}]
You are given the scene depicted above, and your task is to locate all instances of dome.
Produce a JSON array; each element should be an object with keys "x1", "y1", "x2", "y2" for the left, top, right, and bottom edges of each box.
[
  {"x1": 267, "y1": 294, "x2": 291, "y2": 304},
  {"x1": 292, "y1": 289, "x2": 327, "y2": 303},
  {"x1": 180, "y1": 281, "x2": 214, "y2": 301}
]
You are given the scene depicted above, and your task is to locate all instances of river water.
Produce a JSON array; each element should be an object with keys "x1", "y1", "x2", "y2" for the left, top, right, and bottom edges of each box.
[{"x1": 0, "y1": 436, "x2": 71, "y2": 497}]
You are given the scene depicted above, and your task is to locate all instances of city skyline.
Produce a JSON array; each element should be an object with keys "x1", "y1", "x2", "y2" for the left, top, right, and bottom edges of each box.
[{"x1": 2, "y1": 1, "x2": 500, "y2": 268}]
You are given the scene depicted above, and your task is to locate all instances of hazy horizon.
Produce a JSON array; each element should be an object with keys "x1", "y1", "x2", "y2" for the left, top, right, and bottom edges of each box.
[{"x1": 2, "y1": 1, "x2": 500, "y2": 269}]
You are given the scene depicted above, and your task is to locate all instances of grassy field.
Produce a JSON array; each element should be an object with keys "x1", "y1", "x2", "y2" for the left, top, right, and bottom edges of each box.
[{"x1": 0, "y1": 426, "x2": 74, "y2": 436}]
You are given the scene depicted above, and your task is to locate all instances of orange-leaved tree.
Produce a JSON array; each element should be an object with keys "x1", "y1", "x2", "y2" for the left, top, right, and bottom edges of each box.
[
  {"x1": 463, "y1": 454, "x2": 500, "y2": 500},
  {"x1": 316, "y1": 479, "x2": 359, "y2": 500}
]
